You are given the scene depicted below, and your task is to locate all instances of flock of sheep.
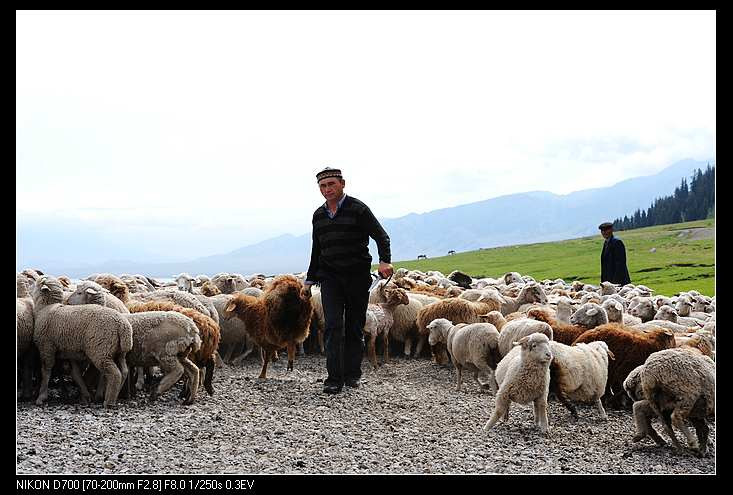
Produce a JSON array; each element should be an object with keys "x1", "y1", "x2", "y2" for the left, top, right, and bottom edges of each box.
[{"x1": 16, "y1": 267, "x2": 716, "y2": 459}]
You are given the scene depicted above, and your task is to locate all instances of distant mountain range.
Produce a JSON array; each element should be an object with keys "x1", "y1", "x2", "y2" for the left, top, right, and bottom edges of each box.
[{"x1": 23, "y1": 158, "x2": 712, "y2": 277}]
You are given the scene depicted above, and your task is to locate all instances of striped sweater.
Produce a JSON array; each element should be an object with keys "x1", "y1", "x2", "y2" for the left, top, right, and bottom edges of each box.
[{"x1": 306, "y1": 195, "x2": 391, "y2": 281}]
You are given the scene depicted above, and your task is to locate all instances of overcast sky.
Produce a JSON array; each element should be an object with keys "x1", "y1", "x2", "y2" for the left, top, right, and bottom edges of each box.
[{"x1": 16, "y1": 10, "x2": 716, "y2": 261}]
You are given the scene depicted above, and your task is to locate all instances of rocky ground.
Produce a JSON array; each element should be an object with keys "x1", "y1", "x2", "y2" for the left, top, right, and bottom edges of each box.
[{"x1": 16, "y1": 354, "x2": 715, "y2": 474}]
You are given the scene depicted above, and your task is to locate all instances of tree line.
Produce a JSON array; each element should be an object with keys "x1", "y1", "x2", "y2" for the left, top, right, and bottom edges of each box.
[{"x1": 613, "y1": 164, "x2": 715, "y2": 231}]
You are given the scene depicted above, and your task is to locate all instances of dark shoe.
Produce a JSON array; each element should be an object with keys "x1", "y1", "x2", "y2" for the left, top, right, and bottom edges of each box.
[
  {"x1": 323, "y1": 383, "x2": 342, "y2": 394},
  {"x1": 345, "y1": 378, "x2": 360, "y2": 388}
]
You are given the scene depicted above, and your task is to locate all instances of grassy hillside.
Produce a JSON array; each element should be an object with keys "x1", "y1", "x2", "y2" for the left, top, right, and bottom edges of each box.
[{"x1": 381, "y1": 219, "x2": 715, "y2": 296}]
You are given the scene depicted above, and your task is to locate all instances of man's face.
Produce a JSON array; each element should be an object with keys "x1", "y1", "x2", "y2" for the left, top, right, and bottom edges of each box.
[
  {"x1": 318, "y1": 178, "x2": 345, "y2": 202},
  {"x1": 601, "y1": 228, "x2": 613, "y2": 240}
]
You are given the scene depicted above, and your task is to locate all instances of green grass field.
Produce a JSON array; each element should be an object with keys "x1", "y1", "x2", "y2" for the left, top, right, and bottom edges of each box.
[{"x1": 380, "y1": 219, "x2": 715, "y2": 296}]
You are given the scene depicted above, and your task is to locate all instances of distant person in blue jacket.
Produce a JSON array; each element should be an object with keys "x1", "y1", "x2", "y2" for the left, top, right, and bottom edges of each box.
[{"x1": 599, "y1": 222, "x2": 631, "y2": 285}]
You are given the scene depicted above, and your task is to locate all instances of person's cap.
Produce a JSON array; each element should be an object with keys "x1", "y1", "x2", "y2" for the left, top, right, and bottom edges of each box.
[
  {"x1": 598, "y1": 222, "x2": 614, "y2": 230},
  {"x1": 316, "y1": 167, "x2": 343, "y2": 183}
]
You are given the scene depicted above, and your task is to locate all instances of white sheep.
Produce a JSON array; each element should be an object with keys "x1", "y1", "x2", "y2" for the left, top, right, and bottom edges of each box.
[
  {"x1": 32, "y1": 276, "x2": 133, "y2": 407},
  {"x1": 67, "y1": 281, "x2": 130, "y2": 314},
  {"x1": 635, "y1": 347, "x2": 715, "y2": 456},
  {"x1": 497, "y1": 319, "x2": 553, "y2": 358},
  {"x1": 484, "y1": 333, "x2": 553, "y2": 435},
  {"x1": 549, "y1": 340, "x2": 615, "y2": 420}
]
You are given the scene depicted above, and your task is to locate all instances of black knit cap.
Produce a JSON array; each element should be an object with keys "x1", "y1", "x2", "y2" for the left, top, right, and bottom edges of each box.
[
  {"x1": 316, "y1": 167, "x2": 343, "y2": 183},
  {"x1": 598, "y1": 222, "x2": 614, "y2": 230}
]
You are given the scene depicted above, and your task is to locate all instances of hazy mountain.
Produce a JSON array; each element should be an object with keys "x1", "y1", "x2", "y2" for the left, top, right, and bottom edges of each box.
[{"x1": 23, "y1": 158, "x2": 711, "y2": 277}]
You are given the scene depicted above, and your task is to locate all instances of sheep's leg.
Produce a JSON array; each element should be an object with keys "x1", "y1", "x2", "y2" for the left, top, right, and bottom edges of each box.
[
  {"x1": 297, "y1": 342, "x2": 305, "y2": 356},
  {"x1": 649, "y1": 400, "x2": 683, "y2": 450},
  {"x1": 97, "y1": 359, "x2": 123, "y2": 408},
  {"x1": 403, "y1": 337, "x2": 412, "y2": 358},
  {"x1": 20, "y1": 352, "x2": 36, "y2": 401},
  {"x1": 368, "y1": 335, "x2": 378, "y2": 370},
  {"x1": 95, "y1": 374, "x2": 106, "y2": 403},
  {"x1": 556, "y1": 389, "x2": 578, "y2": 419},
  {"x1": 135, "y1": 366, "x2": 146, "y2": 391},
  {"x1": 594, "y1": 397, "x2": 608, "y2": 421},
  {"x1": 151, "y1": 357, "x2": 185, "y2": 401},
  {"x1": 383, "y1": 332, "x2": 390, "y2": 364},
  {"x1": 632, "y1": 400, "x2": 667, "y2": 446},
  {"x1": 534, "y1": 398, "x2": 549, "y2": 435},
  {"x1": 455, "y1": 364, "x2": 463, "y2": 392},
  {"x1": 213, "y1": 351, "x2": 224, "y2": 368},
  {"x1": 258, "y1": 350, "x2": 271, "y2": 380},
  {"x1": 69, "y1": 361, "x2": 92, "y2": 405},
  {"x1": 689, "y1": 417, "x2": 709, "y2": 457},
  {"x1": 35, "y1": 352, "x2": 55, "y2": 406},
  {"x1": 180, "y1": 356, "x2": 200, "y2": 405},
  {"x1": 483, "y1": 394, "x2": 509, "y2": 431},
  {"x1": 414, "y1": 336, "x2": 426, "y2": 358},
  {"x1": 317, "y1": 325, "x2": 325, "y2": 354},
  {"x1": 671, "y1": 407, "x2": 698, "y2": 451},
  {"x1": 204, "y1": 358, "x2": 215, "y2": 395},
  {"x1": 480, "y1": 367, "x2": 498, "y2": 395},
  {"x1": 286, "y1": 343, "x2": 296, "y2": 371}
]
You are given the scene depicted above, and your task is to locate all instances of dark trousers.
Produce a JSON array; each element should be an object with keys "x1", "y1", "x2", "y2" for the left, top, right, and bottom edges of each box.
[{"x1": 320, "y1": 271, "x2": 372, "y2": 386}]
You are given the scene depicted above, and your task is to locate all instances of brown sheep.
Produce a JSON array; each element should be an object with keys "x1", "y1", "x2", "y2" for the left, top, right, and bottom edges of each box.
[
  {"x1": 416, "y1": 297, "x2": 501, "y2": 362},
  {"x1": 201, "y1": 281, "x2": 222, "y2": 296},
  {"x1": 527, "y1": 308, "x2": 590, "y2": 345},
  {"x1": 409, "y1": 285, "x2": 453, "y2": 298},
  {"x1": 92, "y1": 274, "x2": 131, "y2": 304},
  {"x1": 224, "y1": 275, "x2": 313, "y2": 378},
  {"x1": 572, "y1": 323, "x2": 676, "y2": 409},
  {"x1": 128, "y1": 300, "x2": 221, "y2": 396}
]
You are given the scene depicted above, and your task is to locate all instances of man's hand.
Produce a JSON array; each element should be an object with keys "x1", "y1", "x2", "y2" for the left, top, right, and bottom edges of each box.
[
  {"x1": 378, "y1": 262, "x2": 394, "y2": 279},
  {"x1": 301, "y1": 285, "x2": 312, "y2": 299}
]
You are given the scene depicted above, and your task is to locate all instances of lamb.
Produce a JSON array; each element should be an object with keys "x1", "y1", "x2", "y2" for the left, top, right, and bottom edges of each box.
[
  {"x1": 67, "y1": 281, "x2": 130, "y2": 314},
  {"x1": 572, "y1": 323, "x2": 676, "y2": 408},
  {"x1": 497, "y1": 283, "x2": 548, "y2": 316},
  {"x1": 628, "y1": 297, "x2": 657, "y2": 322},
  {"x1": 416, "y1": 296, "x2": 501, "y2": 361},
  {"x1": 174, "y1": 273, "x2": 195, "y2": 293},
  {"x1": 601, "y1": 298, "x2": 642, "y2": 326},
  {"x1": 224, "y1": 275, "x2": 313, "y2": 378},
  {"x1": 555, "y1": 297, "x2": 575, "y2": 324},
  {"x1": 526, "y1": 308, "x2": 590, "y2": 345},
  {"x1": 31, "y1": 276, "x2": 133, "y2": 407},
  {"x1": 548, "y1": 340, "x2": 615, "y2": 420},
  {"x1": 497, "y1": 319, "x2": 553, "y2": 358},
  {"x1": 484, "y1": 333, "x2": 553, "y2": 434},
  {"x1": 363, "y1": 286, "x2": 410, "y2": 369},
  {"x1": 127, "y1": 300, "x2": 219, "y2": 398},
  {"x1": 634, "y1": 347, "x2": 715, "y2": 456},
  {"x1": 426, "y1": 318, "x2": 501, "y2": 393},
  {"x1": 369, "y1": 281, "x2": 423, "y2": 357},
  {"x1": 200, "y1": 281, "x2": 222, "y2": 296},
  {"x1": 17, "y1": 297, "x2": 36, "y2": 400},
  {"x1": 210, "y1": 294, "x2": 256, "y2": 363}
]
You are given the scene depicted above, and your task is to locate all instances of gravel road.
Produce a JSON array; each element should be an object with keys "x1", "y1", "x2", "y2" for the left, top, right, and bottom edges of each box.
[{"x1": 16, "y1": 354, "x2": 715, "y2": 474}]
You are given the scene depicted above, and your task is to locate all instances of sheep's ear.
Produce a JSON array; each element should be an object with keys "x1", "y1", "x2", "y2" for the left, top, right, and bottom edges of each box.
[
  {"x1": 614, "y1": 302, "x2": 623, "y2": 310},
  {"x1": 662, "y1": 329, "x2": 674, "y2": 336},
  {"x1": 586, "y1": 308, "x2": 598, "y2": 316},
  {"x1": 513, "y1": 336, "x2": 530, "y2": 347},
  {"x1": 225, "y1": 301, "x2": 237, "y2": 313},
  {"x1": 607, "y1": 349, "x2": 616, "y2": 360},
  {"x1": 40, "y1": 286, "x2": 50, "y2": 292}
]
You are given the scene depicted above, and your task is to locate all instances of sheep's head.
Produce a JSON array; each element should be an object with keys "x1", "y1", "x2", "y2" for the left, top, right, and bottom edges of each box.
[
  {"x1": 383, "y1": 286, "x2": 409, "y2": 306},
  {"x1": 623, "y1": 365, "x2": 646, "y2": 402},
  {"x1": 513, "y1": 332, "x2": 552, "y2": 365},
  {"x1": 32, "y1": 275, "x2": 65, "y2": 306},
  {"x1": 629, "y1": 298, "x2": 656, "y2": 322},
  {"x1": 175, "y1": 273, "x2": 194, "y2": 293},
  {"x1": 520, "y1": 283, "x2": 547, "y2": 304},
  {"x1": 600, "y1": 282, "x2": 617, "y2": 296},
  {"x1": 570, "y1": 303, "x2": 608, "y2": 328},
  {"x1": 504, "y1": 272, "x2": 523, "y2": 285},
  {"x1": 600, "y1": 299, "x2": 624, "y2": 323},
  {"x1": 654, "y1": 306, "x2": 678, "y2": 322},
  {"x1": 674, "y1": 296, "x2": 694, "y2": 316},
  {"x1": 67, "y1": 281, "x2": 107, "y2": 306},
  {"x1": 426, "y1": 318, "x2": 452, "y2": 346},
  {"x1": 478, "y1": 310, "x2": 506, "y2": 330}
]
